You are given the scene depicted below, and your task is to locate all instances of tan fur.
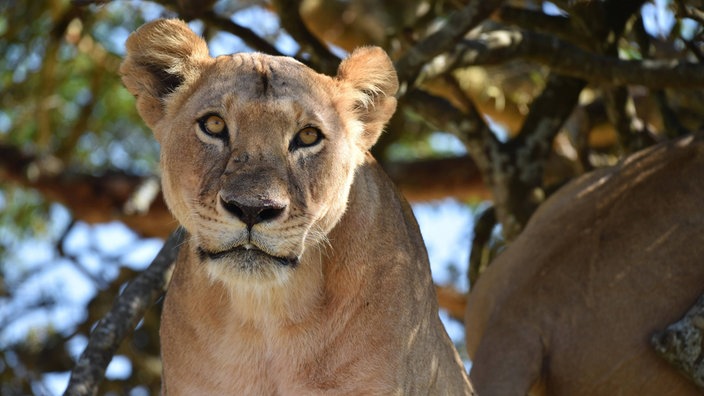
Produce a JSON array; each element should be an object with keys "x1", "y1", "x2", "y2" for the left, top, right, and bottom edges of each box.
[
  {"x1": 465, "y1": 135, "x2": 704, "y2": 395},
  {"x1": 121, "y1": 19, "x2": 473, "y2": 395}
]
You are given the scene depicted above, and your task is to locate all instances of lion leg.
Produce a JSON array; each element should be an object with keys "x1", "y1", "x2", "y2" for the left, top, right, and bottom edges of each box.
[{"x1": 469, "y1": 325, "x2": 546, "y2": 396}]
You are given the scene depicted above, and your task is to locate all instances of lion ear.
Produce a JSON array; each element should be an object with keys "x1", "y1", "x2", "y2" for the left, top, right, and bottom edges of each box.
[
  {"x1": 120, "y1": 19, "x2": 211, "y2": 130},
  {"x1": 336, "y1": 47, "x2": 398, "y2": 151}
]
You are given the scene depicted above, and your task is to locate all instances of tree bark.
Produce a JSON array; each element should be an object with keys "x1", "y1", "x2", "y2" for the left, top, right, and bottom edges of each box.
[
  {"x1": 652, "y1": 293, "x2": 704, "y2": 390},
  {"x1": 448, "y1": 29, "x2": 704, "y2": 88},
  {"x1": 64, "y1": 227, "x2": 185, "y2": 396}
]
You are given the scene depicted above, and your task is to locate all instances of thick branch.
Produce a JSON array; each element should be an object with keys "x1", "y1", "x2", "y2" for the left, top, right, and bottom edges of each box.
[
  {"x1": 199, "y1": 10, "x2": 284, "y2": 56},
  {"x1": 493, "y1": 74, "x2": 585, "y2": 239},
  {"x1": 394, "y1": 0, "x2": 503, "y2": 88},
  {"x1": 468, "y1": 206, "x2": 497, "y2": 287},
  {"x1": 400, "y1": 89, "x2": 498, "y2": 180},
  {"x1": 496, "y1": 5, "x2": 587, "y2": 46},
  {"x1": 64, "y1": 227, "x2": 185, "y2": 396},
  {"x1": 0, "y1": 144, "x2": 174, "y2": 238},
  {"x1": 452, "y1": 29, "x2": 704, "y2": 88},
  {"x1": 382, "y1": 156, "x2": 490, "y2": 202},
  {"x1": 513, "y1": 73, "x2": 586, "y2": 186},
  {"x1": 436, "y1": 285, "x2": 467, "y2": 323},
  {"x1": 272, "y1": 0, "x2": 340, "y2": 75}
]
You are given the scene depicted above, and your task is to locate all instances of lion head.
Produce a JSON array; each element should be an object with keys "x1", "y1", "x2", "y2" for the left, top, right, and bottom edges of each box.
[{"x1": 120, "y1": 19, "x2": 397, "y2": 284}]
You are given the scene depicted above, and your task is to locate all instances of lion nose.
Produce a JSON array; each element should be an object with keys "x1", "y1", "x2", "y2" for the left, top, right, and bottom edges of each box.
[{"x1": 220, "y1": 196, "x2": 286, "y2": 229}]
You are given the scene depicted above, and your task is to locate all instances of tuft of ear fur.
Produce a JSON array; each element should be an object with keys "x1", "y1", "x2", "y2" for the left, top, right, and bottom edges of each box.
[
  {"x1": 336, "y1": 47, "x2": 398, "y2": 151},
  {"x1": 120, "y1": 19, "x2": 211, "y2": 130}
]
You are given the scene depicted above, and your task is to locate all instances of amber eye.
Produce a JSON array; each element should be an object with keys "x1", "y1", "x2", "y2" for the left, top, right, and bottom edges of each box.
[
  {"x1": 291, "y1": 127, "x2": 323, "y2": 150},
  {"x1": 198, "y1": 114, "x2": 227, "y2": 136}
]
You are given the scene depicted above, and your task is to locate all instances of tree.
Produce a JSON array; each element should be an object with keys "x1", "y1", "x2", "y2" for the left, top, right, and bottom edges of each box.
[{"x1": 1, "y1": 0, "x2": 702, "y2": 394}]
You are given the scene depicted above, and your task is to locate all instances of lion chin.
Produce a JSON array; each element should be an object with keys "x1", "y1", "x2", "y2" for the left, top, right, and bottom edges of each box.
[{"x1": 198, "y1": 245, "x2": 299, "y2": 284}]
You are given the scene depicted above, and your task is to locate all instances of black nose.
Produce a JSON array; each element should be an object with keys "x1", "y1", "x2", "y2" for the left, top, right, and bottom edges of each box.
[{"x1": 220, "y1": 197, "x2": 286, "y2": 229}]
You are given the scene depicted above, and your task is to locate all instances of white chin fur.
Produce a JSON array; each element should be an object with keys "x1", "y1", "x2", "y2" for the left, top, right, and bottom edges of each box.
[{"x1": 205, "y1": 255, "x2": 293, "y2": 291}]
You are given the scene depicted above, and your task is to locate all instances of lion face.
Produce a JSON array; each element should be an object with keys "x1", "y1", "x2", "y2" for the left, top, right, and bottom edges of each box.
[
  {"x1": 121, "y1": 20, "x2": 397, "y2": 283},
  {"x1": 159, "y1": 55, "x2": 359, "y2": 278}
]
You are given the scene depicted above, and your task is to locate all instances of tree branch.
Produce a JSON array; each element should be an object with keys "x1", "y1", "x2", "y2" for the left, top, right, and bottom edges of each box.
[
  {"x1": 494, "y1": 74, "x2": 585, "y2": 239},
  {"x1": 468, "y1": 206, "x2": 496, "y2": 287},
  {"x1": 394, "y1": 0, "x2": 503, "y2": 88},
  {"x1": 382, "y1": 156, "x2": 490, "y2": 202},
  {"x1": 496, "y1": 5, "x2": 587, "y2": 46},
  {"x1": 400, "y1": 88, "x2": 498, "y2": 180},
  {"x1": 513, "y1": 73, "x2": 586, "y2": 185},
  {"x1": 64, "y1": 227, "x2": 185, "y2": 396},
  {"x1": 0, "y1": 144, "x2": 174, "y2": 238},
  {"x1": 198, "y1": 10, "x2": 284, "y2": 56},
  {"x1": 271, "y1": 0, "x2": 340, "y2": 75},
  {"x1": 482, "y1": 0, "x2": 645, "y2": 239},
  {"x1": 450, "y1": 29, "x2": 704, "y2": 88},
  {"x1": 436, "y1": 284, "x2": 467, "y2": 323},
  {"x1": 73, "y1": 0, "x2": 286, "y2": 57},
  {"x1": 56, "y1": 67, "x2": 105, "y2": 161}
]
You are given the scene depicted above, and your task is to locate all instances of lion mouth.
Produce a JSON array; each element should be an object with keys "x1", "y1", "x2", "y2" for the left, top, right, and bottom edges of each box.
[{"x1": 197, "y1": 245, "x2": 299, "y2": 267}]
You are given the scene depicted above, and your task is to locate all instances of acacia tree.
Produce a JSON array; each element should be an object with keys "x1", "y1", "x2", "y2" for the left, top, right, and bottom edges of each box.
[{"x1": 1, "y1": 0, "x2": 702, "y2": 394}]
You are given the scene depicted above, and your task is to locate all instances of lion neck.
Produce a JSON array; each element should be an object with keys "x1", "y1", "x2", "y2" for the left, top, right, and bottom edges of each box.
[{"x1": 161, "y1": 155, "x2": 450, "y2": 392}]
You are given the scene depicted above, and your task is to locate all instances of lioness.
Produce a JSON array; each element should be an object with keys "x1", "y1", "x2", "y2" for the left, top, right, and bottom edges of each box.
[{"x1": 121, "y1": 19, "x2": 473, "y2": 395}]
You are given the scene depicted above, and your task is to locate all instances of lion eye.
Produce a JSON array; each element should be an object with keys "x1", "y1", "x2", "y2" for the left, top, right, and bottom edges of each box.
[
  {"x1": 291, "y1": 127, "x2": 323, "y2": 150},
  {"x1": 198, "y1": 114, "x2": 227, "y2": 136}
]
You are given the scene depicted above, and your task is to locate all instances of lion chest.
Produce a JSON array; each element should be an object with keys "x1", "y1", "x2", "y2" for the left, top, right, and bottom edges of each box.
[
  {"x1": 160, "y1": 295, "x2": 398, "y2": 395},
  {"x1": 159, "y1": 256, "x2": 401, "y2": 395}
]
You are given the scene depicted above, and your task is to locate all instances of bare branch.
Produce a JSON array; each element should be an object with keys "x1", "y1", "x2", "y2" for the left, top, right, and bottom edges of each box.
[
  {"x1": 73, "y1": 0, "x2": 289, "y2": 59},
  {"x1": 496, "y1": 5, "x2": 588, "y2": 46},
  {"x1": 382, "y1": 156, "x2": 489, "y2": 202},
  {"x1": 271, "y1": 0, "x2": 340, "y2": 75},
  {"x1": 498, "y1": 6, "x2": 568, "y2": 30},
  {"x1": 654, "y1": 90, "x2": 690, "y2": 138},
  {"x1": 468, "y1": 206, "x2": 496, "y2": 288},
  {"x1": 0, "y1": 144, "x2": 174, "y2": 238},
  {"x1": 675, "y1": 0, "x2": 704, "y2": 26},
  {"x1": 199, "y1": 10, "x2": 284, "y2": 56},
  {"x1": 451, "y1": 29, "x2": 704, "y2": 88},
  {"x1": 436, "y1": 284, "x2": 467, "y2": 323},
  {"x1": 394, "y1": 0, "x2": 503, "y2": 88},
  {"x1": 64, "y1": 227, "x2": 185, "y2": 396},
  {"x1": 400, "y1": 89, "x2": 498, "y2": 179},
  {"x1": 513, "y1": 73, "x2": 586, "y2": 186},
  {"x1": 37, "y1": 7, "x2": 84, "y2": 149},
  {"x1": 56, "y1": 68, "x2": 105, "y2": 161},
  {"x1": 675, "y1": 0, "x2": 704, "y2": 62},
  {"x1": 492, "y1": 74, "x2": 585, "y2": 239}
]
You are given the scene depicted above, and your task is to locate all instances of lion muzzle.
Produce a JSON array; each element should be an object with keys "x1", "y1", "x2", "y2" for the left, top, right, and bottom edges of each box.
[{"x1": 219, "y1": 194, "x2": 288, "y2": 230}]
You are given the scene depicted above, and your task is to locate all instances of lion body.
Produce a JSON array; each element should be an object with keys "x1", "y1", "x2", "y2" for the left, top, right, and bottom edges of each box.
[
  {"x1": 121, "y1": 19, "x2": 472, "y2": 395},
  {"x1": 465, "y1": 136, "x2": 704, "y2": 395}
]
